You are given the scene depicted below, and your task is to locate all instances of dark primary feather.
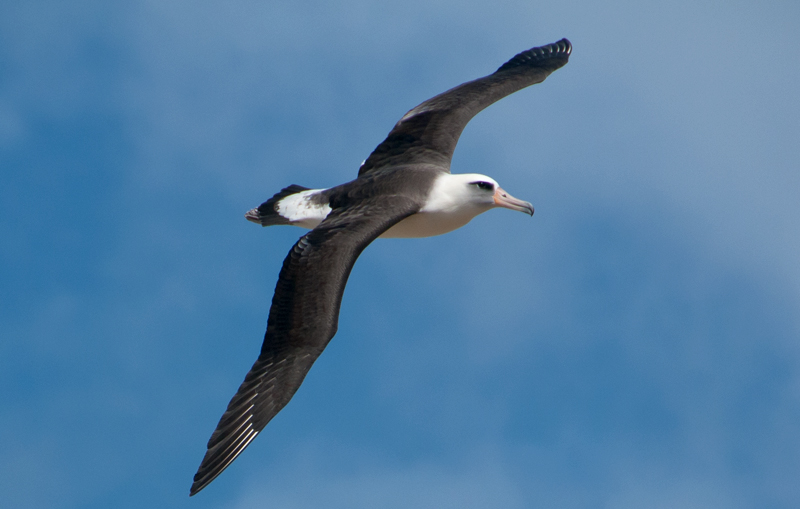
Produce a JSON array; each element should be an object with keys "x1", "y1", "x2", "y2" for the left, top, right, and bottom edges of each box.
[
  {"x1": 358, "y1": 38, "x2": 571, "y2": 176},
  {"x1": 190, "y1": 196, "x2": 419, "y2": 495}
]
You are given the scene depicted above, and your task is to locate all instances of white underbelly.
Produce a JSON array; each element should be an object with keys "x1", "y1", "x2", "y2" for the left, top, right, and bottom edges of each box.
[
  {"x1": 379, "y1": 211, "x2": 475, "y2": 238},
  {"x1": 285, "y1": 211, "x2": 473, "y2": 238}
]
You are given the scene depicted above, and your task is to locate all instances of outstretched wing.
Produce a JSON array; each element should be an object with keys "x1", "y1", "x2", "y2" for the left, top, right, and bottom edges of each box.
[
  {"x1": 359, "y1": 38, "x2": 571, "y2": 176},
  {"x1": 190, "y1": 196, "x2": 419, "y2": 496}
]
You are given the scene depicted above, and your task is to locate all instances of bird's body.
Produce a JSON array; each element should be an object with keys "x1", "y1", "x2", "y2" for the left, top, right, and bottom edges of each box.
[
  {"x1": 191, "y1": 38, "x2": 572, "y2": 496},
  {"x1": 253, "y1": 171, "x2": 529, "y2": 238}
]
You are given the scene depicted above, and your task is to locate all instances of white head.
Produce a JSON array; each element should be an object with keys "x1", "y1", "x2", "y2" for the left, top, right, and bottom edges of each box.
[{"x1": 421, "y1": 173, "x2": 534, "y2": 216}]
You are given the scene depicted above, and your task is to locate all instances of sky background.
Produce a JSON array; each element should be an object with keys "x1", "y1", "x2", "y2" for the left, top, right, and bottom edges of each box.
[{"x1": 1, "y1": 1, "x2": 799, "y2": 507}]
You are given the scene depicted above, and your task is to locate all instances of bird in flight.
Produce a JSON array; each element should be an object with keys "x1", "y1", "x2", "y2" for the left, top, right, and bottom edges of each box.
[{"x1": 191, "y1": 38, "x2": 571, "y2": 496}]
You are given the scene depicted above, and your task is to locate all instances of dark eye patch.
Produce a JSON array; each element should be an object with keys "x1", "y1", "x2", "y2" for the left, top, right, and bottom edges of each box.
[{"x1": 470, "y1": 181, "x2": 495, "y2": 191}]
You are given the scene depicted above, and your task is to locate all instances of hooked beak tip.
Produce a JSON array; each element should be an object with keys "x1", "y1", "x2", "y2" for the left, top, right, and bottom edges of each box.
[{"x1": 493, "y1": 187, "x2": 534, "y2": 217}]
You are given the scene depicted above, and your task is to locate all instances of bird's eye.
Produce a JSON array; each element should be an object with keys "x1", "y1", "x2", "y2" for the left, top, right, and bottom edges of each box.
[{"x1": 471, "y1": 181, "x2": 495, "y2": 191}]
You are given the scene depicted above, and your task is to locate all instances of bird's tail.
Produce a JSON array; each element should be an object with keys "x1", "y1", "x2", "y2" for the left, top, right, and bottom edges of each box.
[{"x1": 245, "y1": 184, "x2": 311, "y2": 226}]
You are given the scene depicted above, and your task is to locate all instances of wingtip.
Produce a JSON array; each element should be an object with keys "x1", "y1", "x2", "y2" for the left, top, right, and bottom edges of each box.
[
  {"x1": 189, "y1": 479, "x2": 203, "y2": 497},
  {"x1": 495, "y1": 38, "x2": 572, "y2": 74},
  {"x1": 556, "y1": 38, "x2": 572, "y2": 56},
  {"x1": 190, "y1": 470, "x2": 211, "y2": 496},
  {"x1": 189, "y1": 468, "x2": 217, "y2": 497}
]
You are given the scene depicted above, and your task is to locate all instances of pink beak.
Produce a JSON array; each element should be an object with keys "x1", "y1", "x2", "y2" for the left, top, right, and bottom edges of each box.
[{"x1": 493, "y1": 187, "x2": 534, "y2": 216}]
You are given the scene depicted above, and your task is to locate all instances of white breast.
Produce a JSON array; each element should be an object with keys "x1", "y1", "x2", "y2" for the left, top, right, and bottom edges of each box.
[
  {"x1": 380, "y1": 172, "x2": 494, "y2": 238},
  {"x1": 379, "y1": 209, "x2": 478, "y2": 238}
]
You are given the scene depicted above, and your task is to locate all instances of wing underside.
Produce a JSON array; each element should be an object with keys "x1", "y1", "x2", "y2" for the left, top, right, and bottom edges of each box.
[
  {"x1": 358, "y1": 38, "x2": 571, "y2": 176},
  {"x1": 190, "y1": 197, "x2": 419, "y2": 495}
]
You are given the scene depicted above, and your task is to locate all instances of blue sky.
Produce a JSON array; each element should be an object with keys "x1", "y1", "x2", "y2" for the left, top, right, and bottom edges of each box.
[{"x1": 1, "y1": 0, "x2": 799, "y2": 507}]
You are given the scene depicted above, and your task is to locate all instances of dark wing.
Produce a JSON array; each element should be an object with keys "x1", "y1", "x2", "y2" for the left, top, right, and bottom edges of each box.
[
  {"x1": 190, "y1": 196, "x2": 419, "y2": 496},
  {"x1": 359, "y1": 38, "x2": 571, "y2": 176}
]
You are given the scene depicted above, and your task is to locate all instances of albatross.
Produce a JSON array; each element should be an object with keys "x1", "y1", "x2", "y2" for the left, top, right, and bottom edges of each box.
[{"x1": 191, "y1": 38, "x2": 571, "y2": 495}]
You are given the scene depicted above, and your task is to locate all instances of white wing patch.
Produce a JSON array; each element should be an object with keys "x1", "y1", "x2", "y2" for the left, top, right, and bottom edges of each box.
[{"x1": 276, "y1": 189, "x2": 332, "y2": 230}]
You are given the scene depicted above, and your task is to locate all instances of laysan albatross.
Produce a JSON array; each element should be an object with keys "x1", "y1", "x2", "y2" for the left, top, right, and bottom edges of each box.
[{"x1": 191, "y1": 38, "x2": 572, "y2": 495}]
